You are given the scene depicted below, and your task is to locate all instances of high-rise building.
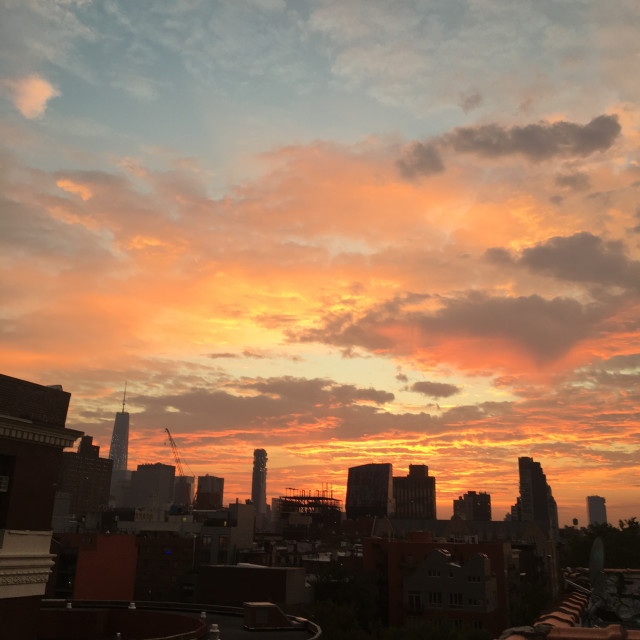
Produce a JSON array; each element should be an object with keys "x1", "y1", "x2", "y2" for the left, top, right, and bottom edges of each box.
[
  {"x1": 57, "y1": 435, "x2": 113, "y2": 515},
  {"x1": 393, "y1": 464, "x2": 436, "y2": 519},
  {"x1": 517, "y1": 457, "x2": 558, "y2": 538},
  {"x1": 108, "y1": 387, "x2": 129, "y2": 472},
  {"x1": 129, "y1": 463, "x2": 175, "y2": 509},
  {"x1": 173, "y1": 475, "x2": 195, "y2": 506},
  {"x1": 196, "y1": 474, "x2": 224, "y2": 509},
  {"x1": 346, "y1": 463, "x2": 395, "y2": 520},
  {"x1": 453, "y1": 490, "x2": 491, "y2": 521},
  {"x1": 587, "y1": 495, "x2": 607, "y2": 525},
  {"x1": 0, "y1": 374, "x2": 82, "y2": 640},
  {"x1": 251, "y1": 449, "x2": 267, "y2": 517}
]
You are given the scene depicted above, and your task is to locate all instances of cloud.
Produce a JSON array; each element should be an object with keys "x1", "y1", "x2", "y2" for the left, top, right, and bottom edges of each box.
[
  {"x1": 410, "y1": 380, "x2": 461, "y2": 398},
  {"x1": 4, "y1": 74, "x2": 60, "y2": 119},
  {"x1": 459, "y1": 90, "x2": 483, "y2": 113},
  {"x1": 238, "y1": 376, "x2": 394, "y2": 406},
  {"x1": 517, "y1": 232, "x2": 640, "y2": 291},
  {"x1": 445, "y1": 114, "x2": 621, "y2": 160},
  {"x1": 396, "y1": 142, "x2": 444, "y2": 179},
  {"x1": 291, "y1": 291, "x2": 606, "y2": 367},
  {"x1": 555, "y1": 172, "x2": 591, "y2": 191},
  {"x1": 397, "y1": 114, "x2": 621, "y2": 179}
]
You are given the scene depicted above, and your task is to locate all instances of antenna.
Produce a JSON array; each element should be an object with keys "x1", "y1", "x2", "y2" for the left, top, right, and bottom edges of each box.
[{"x1": 122, "y1": 381, "x2": 127, "y2": 412}]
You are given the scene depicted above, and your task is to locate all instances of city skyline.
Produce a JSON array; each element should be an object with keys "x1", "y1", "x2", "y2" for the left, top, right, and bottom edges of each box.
[{"x1": 1, "y1": 2, "x2": 639, "y2": 526}]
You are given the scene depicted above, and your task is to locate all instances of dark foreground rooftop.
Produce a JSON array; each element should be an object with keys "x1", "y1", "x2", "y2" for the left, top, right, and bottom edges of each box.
[{"x1": 40, "y1": 600, "x2": 321, "y2": 640}]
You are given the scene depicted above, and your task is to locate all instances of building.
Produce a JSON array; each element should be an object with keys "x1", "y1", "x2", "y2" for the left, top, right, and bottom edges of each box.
[
  {"x1": 195, "y1": 474, "x2": 224, "y2": 510},
  {"x1": 453, "y1": 491, "x2": 491, "y2": 521},
  {"x1": 345, "y1": 463, "x2": 394, "y2": 520},
  {"x1": 108, "y1": 388, "x2": 129, "y2": 472},
  {"x1": 251, "y1": 449, "x2": 267, "y2": 521},
  {"x1": 129, "y1": 463, "x2": 176, "y2": 510},
  {"x1": 275, "y1": 486, "x2": 341, "y2": 538},
  {"x1": 517, "y1": 457, "x2": 558, "y2": 539},
  {"x1": 108, "y1": 389, "x2": 130, "y2": 507},
  {"x1": 197, "y1": 565, "x2": 308, "y2": 609},
  {"x1": 393, "y1": 464, "x2": 436, "y2": 519},
  {"x1": 587, "y1": 495, "x2": 607, "y2": 526},
  {"x1": 57, "y1": 435, "x2": 113, "y2": 517},
  {"x1": 364, "y1": 536, "x2": 510, "y2": 634},
  {"x1": 0, "y1": 374, "x2": 82, "y2": 640},
  {"x1": 46, "y1": 532, "x2": 137, "y2": 600},
  {"x1": 173, "y1": 475, "x2": 194, "y2": 507},
  {"x1": 201, "y1": 502, "x2": 255, "y2": 565}
]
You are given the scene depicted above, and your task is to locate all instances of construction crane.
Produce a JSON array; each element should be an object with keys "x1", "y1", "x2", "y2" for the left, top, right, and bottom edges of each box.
[{"x1": 165, "y1": 428, "x2": 193, "y2": 508}]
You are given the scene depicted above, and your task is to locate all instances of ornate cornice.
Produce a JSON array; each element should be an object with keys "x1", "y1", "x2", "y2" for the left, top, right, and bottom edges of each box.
[{"x1": 0, "y1": 416, "x2": 82, "y2": 449}]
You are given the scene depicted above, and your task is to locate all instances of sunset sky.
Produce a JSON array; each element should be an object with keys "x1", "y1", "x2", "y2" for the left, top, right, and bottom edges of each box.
[{"x1": 2, "y1": 0, "x2": 640, "y2": 525}]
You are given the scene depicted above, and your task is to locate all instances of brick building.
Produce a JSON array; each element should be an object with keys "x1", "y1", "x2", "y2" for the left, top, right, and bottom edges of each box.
[
  {"x1": 57, "y1": 435, "x2": 113, "y2": 516},
  {"x1": 0, "y1": 374, "x2": 82, "y2": 640}
]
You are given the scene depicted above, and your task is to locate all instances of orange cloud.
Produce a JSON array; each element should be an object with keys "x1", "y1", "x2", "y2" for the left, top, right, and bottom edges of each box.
[{"x1": 4, "y1": 74, "x2": 60, "y2": 119}]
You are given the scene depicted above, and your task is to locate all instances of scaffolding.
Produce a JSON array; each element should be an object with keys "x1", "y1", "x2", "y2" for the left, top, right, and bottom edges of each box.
[{"x1": 279, "y1": 484, "x2": 341, "y2": 518}]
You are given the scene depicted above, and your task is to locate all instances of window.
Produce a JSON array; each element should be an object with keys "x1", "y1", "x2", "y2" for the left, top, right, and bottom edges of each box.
[
  {"x1": 467, "y1": 575, "x2": 482, "y2": 583},
  {"x1": 0, "y1": 476, "x2": 9, "y2": 492},
  {"x1": 449, "y1": 593, "x2": 463, "y2": 608},
  {"x1": 427, "y1": 568, "x2": 441, "y2": 577},
  {"x1": 408, "y1": 591, "x2": 422, "y2": 611},
  {"x1": 468, "y1": 597, "x2": 483, "y2": 606},
  {"x1": 427, "y1": 591, "x2": 442, "y2": 607}
]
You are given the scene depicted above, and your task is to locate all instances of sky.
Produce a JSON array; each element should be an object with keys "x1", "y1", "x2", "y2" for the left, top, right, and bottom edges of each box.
[{"x1": 1, "y1": 0, "x2": 639, "y2": 526}]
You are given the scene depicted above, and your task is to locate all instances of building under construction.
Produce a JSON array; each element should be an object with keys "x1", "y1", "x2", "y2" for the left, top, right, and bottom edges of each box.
[{"x1": 275, "y1": 486, "x2": 342, "y2": 537}]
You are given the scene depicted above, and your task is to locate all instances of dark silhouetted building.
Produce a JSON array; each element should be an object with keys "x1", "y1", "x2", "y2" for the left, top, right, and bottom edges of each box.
[
  {"x1": 195, "y1": 474, "x2": 224, "y2": 509},
  {"x1": 173, "y1": 475, "x2": 194, "y2": 507},
  {"x1": 108, "y1": 390, "x2": 131, "y2": 507},
  {"x1": 275, "y1": 486, "x2": 341, "y2": 538},
  {"x1": 57, "y1": 435, "x2": 113, "y2": 516},
  {"x1": 251, "y1": 449, "x2": 267, "y2": 519},
  {"x1": 393, "y1": 464, "x2": 436, "y2": 519},
  {"x1": 517, "y1": 457, "x2": 558, "y2": 538},
  {"x1": 365, "y1": 535, "x2": 509, "y2": 634},
  {"x1": 587, "y1": 495, "x2": 607, "y2": 525},
  {"x1": 129, "y1": 462, "x2": 176, "y2": 509},
  {"x1": 453, "y1": 490, "x2": 491, "y2": 521},
  {"x1": 109, "y1": 396, "x2": 129, "y2": 472},
  {"x1": 0, "y1": 374, "x2": 82, "y2": 640},
  {"x1": 346, "y1": 462, "x2": 394, "y2": 520},
  {"x1": 46, "y1": 532, "x2": 137, "y2": 600}
]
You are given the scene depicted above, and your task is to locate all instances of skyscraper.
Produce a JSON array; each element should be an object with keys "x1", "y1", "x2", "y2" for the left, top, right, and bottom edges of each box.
[
  {"x1": 251, "y1": 449, "x2": 267, "y2": 517},
  {"x1": 587, "y1": 495, "x2": 607, "y2": 525},
  {"x1": 108, "y1": 386, "x2": 129, "y2": 472},
  {"x1": 517, "y1": 456, "x2": 558, "y2": 538},
  {"x1": 346, "y1": 463, "x2": 395, "y2": 520},
  {"x1": 393, "y1": 464, "x2": 436, "y2": 519},
  {"x1": 453, "y1": 490, "x2": 491, "y2": 521},
  {"x1": 58, "y1": 435, "x2": 113, "y2": 515},
  {"x1": 196, "y1": 474, "x2": 224, "y2": 509}
]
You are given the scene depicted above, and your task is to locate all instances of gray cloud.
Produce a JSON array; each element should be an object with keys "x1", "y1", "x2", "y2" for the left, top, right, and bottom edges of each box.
[
  {"x1": 291, "y1": 290, "x2": 605, "y2": 364},
  {"x1": 484, "y1": 247, "x2": 515, "y2": 265},
  {"x1": 411, "y1": 380, "x2": 460, "y2": 398},
  {"x1": 518, "y1": 232, "x2": 640, "y2": 290},
  {"x1": 396, "y1": 141, "x2": 444, "y2": 179},
  {"x1": 445, "y1": 114, "x2": 620, "y2": 160},
  {"x1": 459, "y1": 90, "x2": 483, "y2": 113},
  {"x1": 398, "y1": 114, "x2": 620, "y2": 179},
  {"x1": 555, "y1": 172, "x2": 591, "y2": 191},
  {"x1": 418, "y1": 293, "x2": 601, "y2": 361},
  {"x1": 238, "y1": 376, "x2": 394, "y2": 405}
]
